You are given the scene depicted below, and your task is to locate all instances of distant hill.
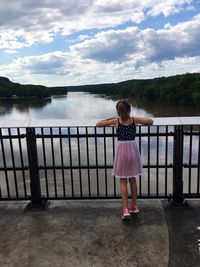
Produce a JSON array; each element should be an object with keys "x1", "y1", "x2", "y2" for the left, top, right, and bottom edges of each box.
[
  {"x1": 0, "y1": 76, "x2": 66, "y2": 99},
  {"x1": 0, "y1": 73, "x2": 200, "y2": 106},
  {"x1": 66, "y1": 73, "x2": 200, "y2": 106}
]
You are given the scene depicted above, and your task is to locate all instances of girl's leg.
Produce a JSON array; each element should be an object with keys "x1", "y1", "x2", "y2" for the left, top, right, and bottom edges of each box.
[
  {"x1": 129, "y1": 177, "x2": 137, "y2": 205},
  {"x1": 120, "y1": 178, "x2": 128, "y2": 208}
]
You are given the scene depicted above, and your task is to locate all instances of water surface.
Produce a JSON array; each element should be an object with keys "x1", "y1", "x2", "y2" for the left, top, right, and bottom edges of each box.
[{"x1": 1, "y1": 92, "x2": 199, "y2": 121}]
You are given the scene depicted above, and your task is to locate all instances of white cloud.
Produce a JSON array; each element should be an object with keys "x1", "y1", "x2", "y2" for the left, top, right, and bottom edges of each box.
[
  {"x1": 71, "y1": 27, "x2": 141, "y2": 63},
  {"x1": 6, "y1": 51, "x2": 73, "y2": 76},
  {"x1": 4, "y1": 49, "x2": 17, "y2": 54},
  {"x1": 0, "y1": 2, "x2": 200, "y2": 86},
  {"x1": 70, "y1": 13, "x2": 200, "y2": 66},
  {"x1": 78, "y1": 35, "x2": 91, "y2": 41},
  {"x1": 133, "y1": 56, "x2": 200, "y2": 79},
  {"x1": 145, "y1": 0, "x2": 193, "y2": 16},
  {"x1": 1, "y1": 51, "x2": 200, "y2": 86},
  {"x1": 0, "y1": 0, "x2": 194, "y2": 49}
]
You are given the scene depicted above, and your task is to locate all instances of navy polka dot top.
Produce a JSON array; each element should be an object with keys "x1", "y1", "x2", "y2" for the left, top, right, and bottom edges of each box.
[{"x1": 116, "y1": 118, "x2": 136, "y2": 141}]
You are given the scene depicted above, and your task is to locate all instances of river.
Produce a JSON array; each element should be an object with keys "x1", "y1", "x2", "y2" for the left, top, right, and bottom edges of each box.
[{"x1": 0, "y1": 92, "x2": 200, "y2": 121}]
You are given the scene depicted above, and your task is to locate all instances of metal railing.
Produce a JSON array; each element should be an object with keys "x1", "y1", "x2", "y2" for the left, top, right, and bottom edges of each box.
[{"x1": 0, "y1": 118, "x2": 200, "y2": 208}]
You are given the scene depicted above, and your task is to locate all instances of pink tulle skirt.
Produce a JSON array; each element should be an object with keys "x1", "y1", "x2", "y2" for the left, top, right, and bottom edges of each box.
[{"x1": 112, "y1": 140, "x2": 143, "y2": 178}]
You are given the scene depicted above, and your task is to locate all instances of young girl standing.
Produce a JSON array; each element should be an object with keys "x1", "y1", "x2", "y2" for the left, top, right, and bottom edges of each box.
[{"x1": 96, "y1": 100, "x2": 153, "y2": 220}]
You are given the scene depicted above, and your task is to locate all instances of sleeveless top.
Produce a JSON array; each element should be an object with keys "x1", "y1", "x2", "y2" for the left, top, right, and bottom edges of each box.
[{"x1": 116, "y1": 117, "x2": 136, "y2": 141}]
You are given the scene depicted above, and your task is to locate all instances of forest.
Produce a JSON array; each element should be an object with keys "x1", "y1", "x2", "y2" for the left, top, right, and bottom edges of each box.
[
  {"x1": 0, "y1": 77, "x2": 66, "y2": 99},
  {"x1": 70, "y1": 73, "x2": 200, "y2": 107},
  {"x1": 0, "y1": 73, "x2": 200, "y2": 106}
]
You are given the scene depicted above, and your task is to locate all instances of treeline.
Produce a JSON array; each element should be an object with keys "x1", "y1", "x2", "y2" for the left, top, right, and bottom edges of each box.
[
  {"x1": 73, "y1": 73, "x2": 200, "y2": 107},
  {"x1": 0, "y1": 77, "x2": 66, "y2": 99},
  {"x1": 1, "y1": 73, "x2": 200, "y2": 106}
]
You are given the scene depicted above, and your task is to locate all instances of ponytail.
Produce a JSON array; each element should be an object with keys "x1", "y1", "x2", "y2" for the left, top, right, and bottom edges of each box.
[{"x1": 116, "y1": 100, "x2": 131, "y2": 121}]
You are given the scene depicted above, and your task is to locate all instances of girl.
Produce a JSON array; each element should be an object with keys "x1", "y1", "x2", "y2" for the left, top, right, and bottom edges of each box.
[{"x1": 96, "y1": 100, "x2": 153, "y2": 220}]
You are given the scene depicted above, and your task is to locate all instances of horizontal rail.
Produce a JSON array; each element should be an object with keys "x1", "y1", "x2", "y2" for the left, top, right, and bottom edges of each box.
[
  {"x1": 0, "y1": 194, "x2": 173, "y2": 201},
  {"x1": 0, "y1": 164, "x2": 174, "y2": 171},
  {"x1": 37, "y1": 164, "x2": 174, "y2": 170},
  {"x1": 0, "y1": 167, "x2": 28, "y2": 171},
  {"x1": 0, "y1": 116, "x2": 200, "y2": 128}
]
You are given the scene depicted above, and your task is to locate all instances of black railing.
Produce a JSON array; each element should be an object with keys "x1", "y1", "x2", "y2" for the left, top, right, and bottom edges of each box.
[{"x1": 0, "y1": 118, "x2": 200, "y2": 208}]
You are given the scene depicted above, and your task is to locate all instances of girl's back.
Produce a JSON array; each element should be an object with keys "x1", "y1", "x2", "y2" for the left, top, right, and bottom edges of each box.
[{"x1": 116, "y1": 117, "x2": 136, "y2": 141}]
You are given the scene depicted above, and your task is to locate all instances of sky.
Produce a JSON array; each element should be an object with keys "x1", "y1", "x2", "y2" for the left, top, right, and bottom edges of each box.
[{"x1": 0, "y1": 0, "x2": 200, "y2": 87}]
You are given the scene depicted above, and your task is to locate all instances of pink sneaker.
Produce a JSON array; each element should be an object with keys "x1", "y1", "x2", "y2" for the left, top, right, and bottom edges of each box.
[
  {"x1": 122, "y1": 207, "x2": 131, "y2": 220},
  {"x1": 129, "y1": 204, "x2": 140, "y2": 214}
]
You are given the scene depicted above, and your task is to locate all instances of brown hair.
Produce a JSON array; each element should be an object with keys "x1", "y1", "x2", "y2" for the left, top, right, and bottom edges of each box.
[{"x1": 116, "y1": 100, "x2": 131, "y2": 121}]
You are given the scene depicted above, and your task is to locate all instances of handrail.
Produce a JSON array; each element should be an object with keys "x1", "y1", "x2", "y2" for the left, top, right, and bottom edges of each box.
[{"x1": 0, "y1": 116, "x2": 200, "y2": 128}]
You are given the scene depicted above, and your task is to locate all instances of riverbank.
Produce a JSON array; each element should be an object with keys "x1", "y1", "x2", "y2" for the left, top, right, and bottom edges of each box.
[{"x1": 0, "y1": 96, "x2": 52, "y2": 101}]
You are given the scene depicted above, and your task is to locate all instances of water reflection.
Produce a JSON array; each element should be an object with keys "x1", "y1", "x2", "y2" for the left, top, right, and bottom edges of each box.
[
  {"x1": 0, "y1": 92, "x2": 153, "y2": 121},
  {"x1": 0, "y1": 98, "x2": 52, "y2": 120},
  {"x1": 1, "y1": 92, "x2": 200, "y2": 121},
  {"x1": 134, "y1": 99, "x2": 200, "y2": 117}
]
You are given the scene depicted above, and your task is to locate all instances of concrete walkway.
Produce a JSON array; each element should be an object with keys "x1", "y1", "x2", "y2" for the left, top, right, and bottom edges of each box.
[
  {"x1": 164, "y1": 200, "x2": 200, "y2": 267},
  {"x1": 0, "y1": 199, "x2": 199, "y2": 267},
  {"x1": 0, "y1": 200, "x2": 168, "y2": 267}
]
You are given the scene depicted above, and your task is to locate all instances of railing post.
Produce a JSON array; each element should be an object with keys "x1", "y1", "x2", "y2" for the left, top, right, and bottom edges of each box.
[
  {"x1": 172, "y1": 125, "x2": 185, "y2": 205},
  {"x1": 25, "y1": 127, "x2": 48, "y2": 210}
]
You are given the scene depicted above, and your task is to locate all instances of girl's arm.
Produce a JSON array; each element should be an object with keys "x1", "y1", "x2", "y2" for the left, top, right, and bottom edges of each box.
[
  {"x1": 96, "y1": 117, "x2": 118, "y2": 127},
  {"x1": 134, "y1": 116, "x2": 153, "y2": 125}
]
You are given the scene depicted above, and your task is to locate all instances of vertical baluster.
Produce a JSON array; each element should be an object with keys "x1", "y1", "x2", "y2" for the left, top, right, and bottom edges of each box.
[
  {"x1": 112, "y1": 126, "x2": 116, "y2": 197},
  {"x1": 41, "y1": 128, "x2": 49, "y2": 198},
  {"x1": 138, "y1": 126, "x2": 142, "y2": 197},
  {"x1": 77, "y1": 127, "x2": 82, "y2": 197},
  {"x1": 8, "y1": 128, "x2": 18, "y2": 198},
  {"x1": 0, "y1": 128, "x2": 10, "y2": 198},
  {"x1": 50, "y1": 127, "x2": 57, "y2": 197},
  {"x1": 103, "y1": 127, "x2": 108, "y2": 197},
  {"x1": 165, "y1": 126, "x2": 168, "y2": 196},
  {"x1": 94, "y1": 127, "x2": 99, "y2": 197},
  {"x1": 147, "y1": 126, "x2": 150, "y2": 196},
  {"x1": 59, "y1": 127, "x2": 66, "y2": 197},
  {"x1": 197, "y1": 125, "x2": 200, "y2": 194},
  {"x1": 86, "y1": 127, "x2": 91, "y2": 197},
  {"x1": 68, "y1": 127, "x2": 74, "y2": 197},
  {"x1": 156, "y1": 126, "x2": 159, "y2": 196},
  {"x1": 188, "y1": 125, "x2": 193, "y2": 194},
  {"x1": 17, "y1": 128, "x2": 27, "y2": 197}
]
